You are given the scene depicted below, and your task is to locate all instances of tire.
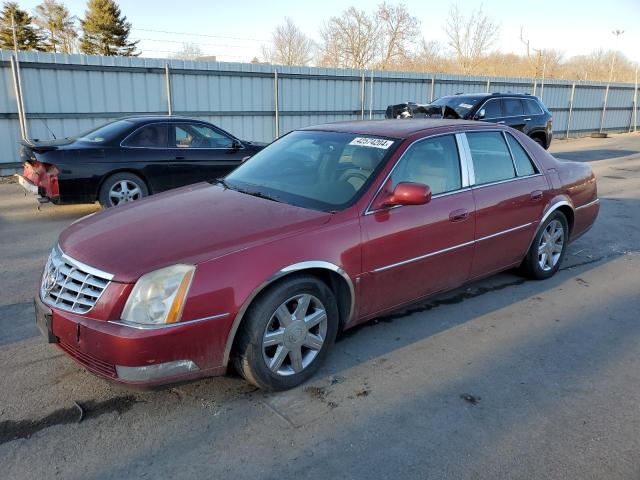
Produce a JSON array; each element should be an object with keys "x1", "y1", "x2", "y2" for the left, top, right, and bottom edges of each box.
[
  {"x1": 520, "y1": 211, "x2": 569, "y2": 280},
  {"x1": 98, "y1": 172, "x2": 149, "y2": 208},
  {"x1": 532, "y1": 136, "x2": 546, "y2": 148},
  {"x1": 233, "y1": 275, "x2": 339, "y2": 391}
]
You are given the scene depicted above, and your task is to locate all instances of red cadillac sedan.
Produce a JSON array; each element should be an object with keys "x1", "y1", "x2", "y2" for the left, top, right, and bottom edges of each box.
[{"x1": 35, "y1": 119, "x2": 599, "y2": 391}]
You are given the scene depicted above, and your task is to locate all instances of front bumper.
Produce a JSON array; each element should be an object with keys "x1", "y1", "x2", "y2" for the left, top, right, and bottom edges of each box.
[{"x1": 37, "y1": 295, "x2": 230, "y2": 386}]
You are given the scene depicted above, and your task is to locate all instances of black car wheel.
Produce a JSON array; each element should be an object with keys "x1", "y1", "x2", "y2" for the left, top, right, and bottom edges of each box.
[
  {"x1": 520, "y1": 211, "x2": 568, "y2": 280},
  {"x1": 233, "y1": 274, "x2": 339, "y2": 391},
  {"x1": 99, "y1": 172, "x2": 148, "y2": 208}
]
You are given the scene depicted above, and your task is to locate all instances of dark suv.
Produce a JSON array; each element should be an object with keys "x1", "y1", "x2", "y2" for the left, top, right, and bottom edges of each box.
[{"x1": 430, "y1": 93, "x2": 553, "y2": 149}]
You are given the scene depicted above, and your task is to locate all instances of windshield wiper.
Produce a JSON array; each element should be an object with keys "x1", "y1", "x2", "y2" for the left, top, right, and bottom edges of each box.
[
  {"x1": 238, "y1": 188, "x2": 282, "y2": 203},
  {"x1": 212, "y1": 178, "x2": 233, "y2": 189}
]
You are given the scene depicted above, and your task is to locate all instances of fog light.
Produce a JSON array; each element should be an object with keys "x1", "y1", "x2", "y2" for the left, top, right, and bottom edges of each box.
[{"x1": 116, "y1": 360, "x2": 199, "y2": 382}]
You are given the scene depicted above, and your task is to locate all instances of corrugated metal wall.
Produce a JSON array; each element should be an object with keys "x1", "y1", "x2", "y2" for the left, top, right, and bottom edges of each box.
[{"x1": 0, "y1": 50, "x2": 638, "y2": 165}]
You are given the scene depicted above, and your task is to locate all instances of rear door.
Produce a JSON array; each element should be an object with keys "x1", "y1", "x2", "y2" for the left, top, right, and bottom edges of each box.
[
  {"x1": 169, "y1": 122, "x2": 245, "y2": 187},
  {"x1": 501, "y1": 98, "x2": 527, "y2": 131},
  {"x1": 359, "y1": 133, "x2": 476, "y2": 317},
  {"x1": 463, "y1": 130, "x2": 549, "y2": 278}
]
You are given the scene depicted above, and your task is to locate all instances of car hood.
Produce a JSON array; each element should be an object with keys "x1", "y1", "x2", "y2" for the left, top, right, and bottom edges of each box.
[{"x1": 58, "y1": 183, "x2": 331, "y2": 283}]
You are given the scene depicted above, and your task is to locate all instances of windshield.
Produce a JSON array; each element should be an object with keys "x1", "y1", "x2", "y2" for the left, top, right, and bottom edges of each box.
[
  {"x1": 225, "y1": 130, "x2": 398, "y2": 212},
  {"x1": 76, "y1": 120, "x2": 134, "y2": 143},
  {"x1": 431, "y1": 96, "x2": 482, "y2": 119}
]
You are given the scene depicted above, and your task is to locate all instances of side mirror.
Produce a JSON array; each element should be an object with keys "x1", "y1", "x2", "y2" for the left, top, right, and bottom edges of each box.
[
  {"x1": 231, "y1": 140, "x2": 242, "y2": 150},
  {"x1": 379, "y1": 182, "x2": 432, "y2": 208},
  {"x1": 475, "y1": 108, "x2": 486, "y2": 120}
]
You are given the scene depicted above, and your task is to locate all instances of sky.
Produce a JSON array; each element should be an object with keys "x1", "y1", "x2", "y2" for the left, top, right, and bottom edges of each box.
[{"x1": 17, "y1": 0, "x2": 640, "y2": 64}]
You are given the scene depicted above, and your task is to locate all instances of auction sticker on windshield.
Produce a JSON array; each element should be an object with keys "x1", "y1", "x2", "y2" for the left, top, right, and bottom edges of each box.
[{"x1": 349, "y1": 137, "x2": 394, "y2": 149}]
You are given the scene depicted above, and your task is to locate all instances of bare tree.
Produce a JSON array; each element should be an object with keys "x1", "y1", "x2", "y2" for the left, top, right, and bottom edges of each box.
[
  {"x1": 261, "y1": 17, "x2": 314, "y2": 66},
  {"x1": 405, "y1": 39, "x2": 445, "y2": 72},
  {"x1": 376, "y1": 2, "x2": 420, "y2": 69},
  {"x1": 319, "y1": 7, "x2": 381, "y2": 69},
  {"x1": 444, "y1": 4, "x2": 499, "y2": 75},
  {"x1": 171, "y1": 42, "x2": 203, "y2": 60}
]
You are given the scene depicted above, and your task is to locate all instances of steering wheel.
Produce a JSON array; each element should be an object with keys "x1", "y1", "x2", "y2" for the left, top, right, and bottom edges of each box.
[{"x1": 339, "y1": 170, "x2": 369, "y2": 185}]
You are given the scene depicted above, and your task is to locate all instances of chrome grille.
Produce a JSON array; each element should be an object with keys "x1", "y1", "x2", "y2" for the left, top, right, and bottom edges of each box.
[{"x1": 41, "y1": 246, "x2": 113, "y2": 314}]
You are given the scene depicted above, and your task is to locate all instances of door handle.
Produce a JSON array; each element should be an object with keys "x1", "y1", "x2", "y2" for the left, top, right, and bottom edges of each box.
[
  {"x1": 530, "y1": 190, "x2": 543, "y2": 201},
  {"x1": 496, "y1": 121, "x2": 505, "y2": 124},
  {"x1": 524, "y1": 118, "x2": 532, "y2": 121},
  {"x1": 175, "y1": 155, "x2": 185, "y2": 160},
  {"x1": 449, "y1": 209, "x2": 469, "y2": 222}
]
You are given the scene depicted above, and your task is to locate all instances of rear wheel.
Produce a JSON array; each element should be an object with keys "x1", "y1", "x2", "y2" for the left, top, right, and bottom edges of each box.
[
  {"x1": 233, "y1": 275, "x2": 339, "y2": 391},
  {"x1": 521, "y1": 211, "x2": 568, "y2": 279},
  {"x1": 99, "y1": 172, "x2": 148, "y2": 208}
]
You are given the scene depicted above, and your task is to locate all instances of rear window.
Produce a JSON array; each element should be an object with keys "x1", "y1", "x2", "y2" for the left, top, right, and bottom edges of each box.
[
  {"x1": 523, "y1": 99, "x2": 544, "y2": 115},
  {"x1": 77, "y1": 120, "x2": 133, "y2": 143},
  {"x1": 502, "y1": 98, "x2": 524, "y2": 117}
]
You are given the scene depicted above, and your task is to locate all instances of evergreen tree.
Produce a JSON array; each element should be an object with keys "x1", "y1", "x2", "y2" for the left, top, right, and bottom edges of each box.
[
  {"x1": 0, "y1": 2, "x2": 44, "y2": 51},
  {"x1": 34, "y1": 0, "x2": 78, "y2": 53},
  {"x1": 79, "y1": 0, "x2": 137, "y2": 56}
]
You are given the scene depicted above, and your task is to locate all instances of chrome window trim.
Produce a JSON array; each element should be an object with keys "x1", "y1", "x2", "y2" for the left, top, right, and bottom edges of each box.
[
  {"x1": 173, "y1": 121, "x2": 244, "y2": 150},
  {"x1": 119, "y1": 121, "x2": 171, "y2": 149},
  {"x1": 109, "y1": 312, "x2": 230, "y2": 330},
  {"x1": 372, "y1": 222, "x2": 534, "y2": 273},
  {"x1": 364, "y1": 132, "x2": 467, "y2": 215},
  {"x1": 221, "y1": 260, "x2": 355, "y2": 366},
  {"x1": 471, "y1": 173, "x2": 544, "y2": 189},
  {"x1": 575, "y1": 198, "x2": 600, "y2": 210}
]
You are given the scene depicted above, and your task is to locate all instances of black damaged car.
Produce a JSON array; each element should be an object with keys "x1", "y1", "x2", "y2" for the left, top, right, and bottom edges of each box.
[{"x1": 16, "y1": 116, "x2": 266, "y2": 208}]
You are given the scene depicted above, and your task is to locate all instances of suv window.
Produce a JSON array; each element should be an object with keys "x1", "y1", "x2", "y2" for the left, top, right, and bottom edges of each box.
[
  {"x1": 467, "y1": 132, "x2": 516, "y2": 184},
  {"x1": 482, "y1": 99, "x2": 502, "y2": 119},
  {"x1": 123, "y1": 123, "x2": 169, "y2": 147},
  {"x1": 523, "y1": 99, "x2": 543, "y2": 115},
  {"x1": 505, "y1": 133, "x2": 538, "y2": 176},
  {"x1": 502, "y1": 98, "x2": 524, "y2": 117},
  {"x1": 174, "y1": 123, "x2": 234, "y2": 148},
  {"x1": 390, "y1": 135, "x2": 462, "y2": 195}
]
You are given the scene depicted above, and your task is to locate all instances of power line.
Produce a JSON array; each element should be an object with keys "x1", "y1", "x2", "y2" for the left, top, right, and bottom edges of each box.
[
  {"x1": 132, "y1": 37, "x2": 265, "y2": 50},
  {"x1": 131, "y1": 27, "x2": 268, "y2": 43}
]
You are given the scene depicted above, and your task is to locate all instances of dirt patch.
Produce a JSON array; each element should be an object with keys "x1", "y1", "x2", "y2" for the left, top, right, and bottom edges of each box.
[{"x1": 0, "y1": 175, "x2": 17, "y2": 184}]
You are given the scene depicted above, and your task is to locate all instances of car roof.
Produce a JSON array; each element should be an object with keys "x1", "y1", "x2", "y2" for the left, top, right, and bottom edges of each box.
[
  {"x1": 300, "y1": 119, "x2": 494, "y2": 139},
  {"x1": 439, "y1": 92, "x2": 539, "y2": 99},
  {"x1": 118, "y1": 115, "x2": 210, "y2": 124}
]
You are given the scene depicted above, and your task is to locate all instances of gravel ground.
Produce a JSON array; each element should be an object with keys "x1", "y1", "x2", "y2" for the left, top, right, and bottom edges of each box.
[{"x1": 1, "y1": 133, "x2": 639, "y2": 480}]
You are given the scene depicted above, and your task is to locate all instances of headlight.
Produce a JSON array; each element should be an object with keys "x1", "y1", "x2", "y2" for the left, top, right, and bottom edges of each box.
[{"x1": 121, "y1": 264, "x2": 195, "y2": 326}]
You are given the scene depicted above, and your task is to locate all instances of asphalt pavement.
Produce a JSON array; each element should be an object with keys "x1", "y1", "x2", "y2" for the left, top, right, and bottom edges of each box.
[{"x1": 1, "y1": 133, "x2": 639, "y2": 479}]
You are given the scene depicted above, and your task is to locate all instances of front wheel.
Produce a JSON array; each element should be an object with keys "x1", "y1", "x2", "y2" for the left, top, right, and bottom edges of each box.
[
  {"x1": 233, "y1": 275, "x2": 339, "y2": 391},
  {"x1": 520, "y1": 211, "x2": 568, "y2": 279}
]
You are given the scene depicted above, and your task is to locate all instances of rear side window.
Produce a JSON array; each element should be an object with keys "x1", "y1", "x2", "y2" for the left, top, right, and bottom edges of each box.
[
  {"x1": 123, "y1": 123, "x2": 169, "y2": 148},
  {"x1": 467, "y1": 132, "x2": 515, "y2": 184},
  {"x1": 523, "y1": 99, "x2": 544, "y2": 115},
  {"x1": 482, "y1": 99, "x2": 502, "y2": 119},
  {"x1": 391, "y1": 134, "x2": 462, "y2": 195},
  {"x1": 505, "y1": 133, "x2": 538, "y2": 176},
  {"x1": 174, "y1": 123, "x2": 233, "y2": 148},
  {"x1": 502, "y1": 98, "x2": 524, "y2": 116}
]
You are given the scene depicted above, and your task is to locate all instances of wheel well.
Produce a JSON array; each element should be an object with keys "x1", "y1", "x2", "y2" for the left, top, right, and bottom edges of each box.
[
  {"x1": 529, "y1": 131, "x2": 547, "y2": 146},
  {"x1": 227, "y1": 267, "x2": 353, "y2": 365},
  {"x1": 556, "y1": 205, "x2": 575, "y2": 234},
  {"x1": 96, "y1": 169, "x2": 152, "y2": 199}
]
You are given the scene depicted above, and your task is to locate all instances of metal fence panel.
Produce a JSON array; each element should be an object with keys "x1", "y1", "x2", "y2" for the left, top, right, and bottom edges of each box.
[{"x1": 0, "y1": 50, "x2": 637, "y2": 166}]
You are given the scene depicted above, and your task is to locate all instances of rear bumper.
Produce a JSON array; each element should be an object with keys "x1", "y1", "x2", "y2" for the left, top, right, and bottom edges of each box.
[{"x1": 41, "y1": 296, "x2": 230, "y2": 386}]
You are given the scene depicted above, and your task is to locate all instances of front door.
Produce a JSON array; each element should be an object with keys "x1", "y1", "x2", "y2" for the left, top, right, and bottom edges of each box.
[
  {"x1": 359, "y1": 134, "x2": 476, "y2": 317},
  {"x1": 464, "y1": 130, "x2": 549, "y2": 278},
  {"x1": 169, "y1": 122, "x2": 246, "y2": 187}
]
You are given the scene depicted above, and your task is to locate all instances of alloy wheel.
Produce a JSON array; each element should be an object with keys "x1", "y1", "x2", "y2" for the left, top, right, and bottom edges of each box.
[
  {"x1": 538, "y1": 219, "x2": 564, "y2": 271},
  {"x1": 262, "y1": 294, "x2": 328, "y2": 376},
  {"x1": 109, "y1": 180, "x2": 142, "y2": 206}
]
